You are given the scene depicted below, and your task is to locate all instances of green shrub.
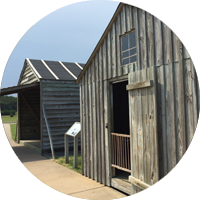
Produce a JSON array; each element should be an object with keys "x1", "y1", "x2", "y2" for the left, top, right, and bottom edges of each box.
[
  {"x1": 10, "y1": 113, "x2": 14, "y2": 117},
  {"x1": 1, "y1": 110, "x2": 16, "y2": 116}
]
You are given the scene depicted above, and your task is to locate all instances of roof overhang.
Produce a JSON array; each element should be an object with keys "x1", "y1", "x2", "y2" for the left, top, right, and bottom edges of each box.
[
  {"x1": 0, "y1": 82, "x2": 40, "y2": 96},
  {"x1": 76, "y1": 0, "x2": 200, "y2": 83}
]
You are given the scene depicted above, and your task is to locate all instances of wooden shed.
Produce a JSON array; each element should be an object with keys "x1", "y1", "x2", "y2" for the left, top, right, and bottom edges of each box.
[
  {"x1": 76, "y1": 3, "x2": 200, "y2": 195},
  {"x1": 1, "y1": 58, "x2": 84, "y2": 157}
]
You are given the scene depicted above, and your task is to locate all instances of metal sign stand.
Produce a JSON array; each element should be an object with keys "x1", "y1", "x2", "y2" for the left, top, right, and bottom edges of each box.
[{"x1": 65, "y1": 122, "x2": 81, "y2": 168}]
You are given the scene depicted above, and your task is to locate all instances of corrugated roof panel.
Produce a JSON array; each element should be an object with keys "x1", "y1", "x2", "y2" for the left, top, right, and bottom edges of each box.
[
  {"x1": 30, "y1": 59, "x2": 55, "y2": 80},
  {"x1": 44, "y1": 60, "x2": 75, "y2": 80},
  {"x1": 62, "y1": 62, "x2": 82, "y2": 78}
]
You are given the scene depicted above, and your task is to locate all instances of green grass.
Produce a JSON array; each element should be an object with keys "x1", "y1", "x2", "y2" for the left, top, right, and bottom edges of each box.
[
  {"x1": 54, "y1": 155, "x2": 81, "y2": 174},
  {"x1": 10, "y1": 124, "x2": 17, "y2": 141},
  {"x1": 1, "y1": 115, "x2": 17, "y2": 123}
]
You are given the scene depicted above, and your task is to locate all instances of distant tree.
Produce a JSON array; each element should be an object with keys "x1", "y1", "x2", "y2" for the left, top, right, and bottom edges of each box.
[{"x1": 0, "y1": 96, "x2": 17, "y2": 114}]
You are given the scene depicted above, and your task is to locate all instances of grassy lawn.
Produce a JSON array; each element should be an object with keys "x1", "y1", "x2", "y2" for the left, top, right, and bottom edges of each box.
[
  {"x1": 10, "y1": 124, "x2": 17, "y2": 141},
  {"x1": 1, "y1": 115, "x2": 17, "y2": 123},
  {"x1": 54, "y1": 155, "x2": 81, "y2": 174}
]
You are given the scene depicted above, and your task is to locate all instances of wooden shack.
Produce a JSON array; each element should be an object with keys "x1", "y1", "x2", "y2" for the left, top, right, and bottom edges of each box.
[
  {"x1": 1, "y1": 58, "x2": 84, "y2": 157},
  {"x1": 76, "y1": 3, "x2": 200, "y2": 195}
]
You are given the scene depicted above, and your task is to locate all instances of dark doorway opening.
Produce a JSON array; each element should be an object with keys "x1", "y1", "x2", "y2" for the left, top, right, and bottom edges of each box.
[
  {"x1": 111, "y1": 81, "x2": 131, "y2": 194},
  {"x1": 112, "y1": 81, "x2": 129, "y2": 134}
]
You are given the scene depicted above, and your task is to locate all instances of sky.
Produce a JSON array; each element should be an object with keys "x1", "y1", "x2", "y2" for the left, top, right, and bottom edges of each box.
[{"x1": 0, "y1": 0, "x2": 200, "y2": 94}]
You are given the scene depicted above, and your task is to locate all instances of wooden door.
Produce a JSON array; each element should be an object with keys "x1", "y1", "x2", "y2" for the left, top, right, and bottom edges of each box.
[{"x1": 127, "y1": 66, "x2": 159, "y2": 194}]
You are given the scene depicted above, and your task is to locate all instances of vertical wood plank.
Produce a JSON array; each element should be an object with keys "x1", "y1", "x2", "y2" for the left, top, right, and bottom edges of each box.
[
  {"x1": 138, "y1": 9, "x2": 147, "y2": 69},
  {"x1": 103, "y1": 39, "x2": 108, "y2": 81},
  {"x1": 104, "y1": 80, "x2": 111, "y2": 186},
  {"x1": 157, "y1": 65, "x2": 167, "y2": 177},
  {"x1": 162, "y1": 15, "x2": 178, "y2": 199},
  {"x1": 182, "y1": 20, "x2": 199, "y2": 199},
  {"x1": 80, "y1": 84, "x2": 84, "y2": 175},
  {"x1": 95, "y1": 53, "x2": 101, "y2": 183},
  {"x1": 126, "y1": 6, "x2": 135, "y2": 72},
  {"x1": 128, "y1": 71, "x2": 137, "y2": 194},
  {"x1": 148, "y1": 66, "x2": 159, "y2": 184},
  {"x1": 107, "y1": 32, "x2": 112, "y2": 79},
  {"x1": 173, "y1": 35, "x2": 186, "y2": 162},
  {"x1": 154, "y1": 17, "x2": 163, "y2": 67},
  {"x1": 99, "y1": 46, "x2": 105, "y2": 185},
  {"x1": 141, "y1": 68, "x2": 149, "y2": 184},
  {"x1": 145, "y1": 67, "x2": 152, "y2": 184},
  {"x1": 125, "y1": 4, "x2": 131, "y2": 31},
  {"x1": 88, "y1": 65, "x2": 94, "y2": 179},
  {"x1": 146, "y1": 13, "x2": 155, "y2": 67},
  {"x1": 153, "y1": 10, "x2": 168, "y2": 199},
  {"x1": 116, "y1": 14, "x2": 122, "y2": 77},
  {"x1": 92, "y1": 61, "x2": 98, "y2": 181},
  {"x1": 82, "y1": 75, "x2": 87, "y2": 176},
  {"x1": 133, "y1": 7, "x2": 140, "y2": 71},
  {"x1": 112, "y1": 22, "x2": 117, "y2": 78},
  {"x1": 137, "y1": 66, "x2": 144, "y2": 184},
  {"x1": 121, "y1": 5, "x2": 126, "y2": 35},
  {"x1": 85, "y1": 69, "x2": 90, "y2": 177}
]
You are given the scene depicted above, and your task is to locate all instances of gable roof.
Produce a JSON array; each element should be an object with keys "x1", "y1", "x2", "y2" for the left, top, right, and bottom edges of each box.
[
  {"x1": 76, "y1": 0, "x2": 200, "y2": 83},
  {"x1": 18, "y1": 58, "x2": 84, "y2": 85}
]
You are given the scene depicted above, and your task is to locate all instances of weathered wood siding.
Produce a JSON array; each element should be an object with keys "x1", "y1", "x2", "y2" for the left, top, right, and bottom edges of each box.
[
  {"x1": 20, "y1": 60, "x2": 39, "y2": 85},
  {"x1": 40, "y1": 80, "x2": 80, "y2": 152},
  {"x1": 79, "y1": 3, "x2": 199, "y2": 190},
  {"x1": 19, "y1": 86, "x2": 40, "y2": 140},
  {"x1": 128, "y1": 66, "x2": 159, "y2": 194}
]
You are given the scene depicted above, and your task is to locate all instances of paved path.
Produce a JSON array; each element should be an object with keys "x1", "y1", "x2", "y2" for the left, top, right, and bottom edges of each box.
[{"x1": 3, "y1": 124, "x2": 126, "y2": 200}]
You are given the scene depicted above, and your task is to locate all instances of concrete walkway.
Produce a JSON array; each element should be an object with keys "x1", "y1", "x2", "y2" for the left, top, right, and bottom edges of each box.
[{"x1": 3, "y1": 124, "x2": 126, "y2": 200}]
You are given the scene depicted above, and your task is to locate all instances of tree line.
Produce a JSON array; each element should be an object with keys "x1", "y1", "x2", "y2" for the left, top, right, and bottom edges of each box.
[{"x1": 0, "y1": 96, "x2": 17, "y2": 115}]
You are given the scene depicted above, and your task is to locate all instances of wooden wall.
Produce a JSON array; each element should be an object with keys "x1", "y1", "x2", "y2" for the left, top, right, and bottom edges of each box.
[
  {"x1": 79, "y1": 3, "x2": 200, "y2": 188},
  {"x1": 40, "y1": 80, "x2": 80, "y2": 152},
  {"x1": 19, "y1": 60, "x2": 39, "y2": 85},
  {"x1": 19, "y1": 86, "x2": 40, "y2": 140}
]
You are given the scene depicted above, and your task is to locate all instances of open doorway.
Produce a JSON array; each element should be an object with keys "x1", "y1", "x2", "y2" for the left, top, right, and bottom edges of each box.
[
  {"x1": 111, "y1": 80, "x2": 131, "y2": 194},
  {"x1": 112, "y1": 81, "x2": 129, "y2": 134}
]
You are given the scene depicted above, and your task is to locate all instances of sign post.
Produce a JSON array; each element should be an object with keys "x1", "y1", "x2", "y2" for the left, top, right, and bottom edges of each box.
[{"x1": 65, "y1": 122, "x2": 81, "y2": 168}]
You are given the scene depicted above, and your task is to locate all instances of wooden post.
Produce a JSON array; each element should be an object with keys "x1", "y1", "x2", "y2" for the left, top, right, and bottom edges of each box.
[
  {"x1": 17, "y1": 93, "x2": 20, "y2": 143},
  {"x1": 15, "y1": 119, "x2": 18, "y2": 142},
  {"x1": 42, "y1": 104, "x2": 55, "y2": 160},
  {"x1": 65, "y1": 134, "x2": 69, "y2": 163}
]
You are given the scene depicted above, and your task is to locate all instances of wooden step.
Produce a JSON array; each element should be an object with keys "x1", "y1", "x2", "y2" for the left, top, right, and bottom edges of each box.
[{"x1": 111, "y1": 178, "x2": 131, "y2": 195}]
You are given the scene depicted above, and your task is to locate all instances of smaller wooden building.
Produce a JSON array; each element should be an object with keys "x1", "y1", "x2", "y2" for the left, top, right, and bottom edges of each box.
[
  {"x1": 1, "y1": 58, "x2": 84, "y2": 156},
  {"x1": 76, "y1": 2, "x2": 200, "y2": 195}
]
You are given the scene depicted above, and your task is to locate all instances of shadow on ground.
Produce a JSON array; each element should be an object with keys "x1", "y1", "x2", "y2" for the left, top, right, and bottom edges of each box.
[{"x1": 12, "y1": 146, "x2": 48, "y2": 163}]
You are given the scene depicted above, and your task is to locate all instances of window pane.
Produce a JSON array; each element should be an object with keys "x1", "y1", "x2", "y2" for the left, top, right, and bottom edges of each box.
[
  {"x1": 121, "y1": 34, "x2": 129, "y2": 51},
  {"x1": 122, "y1": 58, "x2": 129, "y2": 65},
  {"x1": 122, "y1": 51, "x2": 129, "y2": 59},
  {"x1": 129, "y1": 31, "x2": 136, "y2": 48},
  {"x1": 130, "y1": 55, "x2": 137, "y2": 63},
  {"x1": 130, "y1": 48, "x2": 136, "y2": 56}
]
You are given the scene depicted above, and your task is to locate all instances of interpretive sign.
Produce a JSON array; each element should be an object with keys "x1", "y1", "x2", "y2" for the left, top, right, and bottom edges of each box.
[
  {"x1": 65, "y1": 122, "x2": 81, "y2": 168},
  {"x1": 65, "y1": 122, "x2": 81, "y2": 137}
]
